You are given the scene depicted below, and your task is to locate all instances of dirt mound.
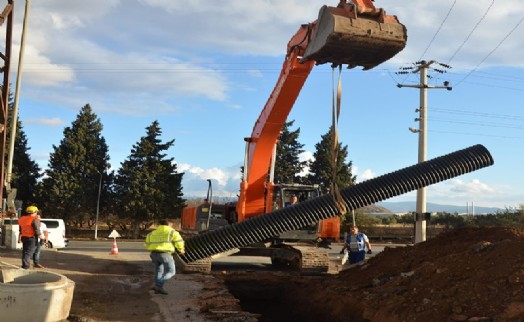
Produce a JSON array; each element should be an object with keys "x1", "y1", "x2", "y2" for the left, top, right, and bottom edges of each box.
[{"x1": 222, "y1": 227, "x2": 524, "y2": 322}]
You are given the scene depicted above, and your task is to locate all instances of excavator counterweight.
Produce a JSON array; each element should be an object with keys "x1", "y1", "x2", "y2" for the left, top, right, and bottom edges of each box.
[{"x1": 303, "y1": 1, "x2": 407, "y2": 69}]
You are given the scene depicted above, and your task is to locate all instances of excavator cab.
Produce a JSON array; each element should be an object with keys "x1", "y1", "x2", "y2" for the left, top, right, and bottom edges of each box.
[{"x1": 303, "y1": 0, "x2": 407, "y2": 69}]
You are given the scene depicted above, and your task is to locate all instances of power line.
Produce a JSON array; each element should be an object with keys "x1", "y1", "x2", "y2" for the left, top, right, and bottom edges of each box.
[
  {"x1": 430, "y1": 129, "x2": 522, "y2": 139},
  {"x1": 475, "y1": 70, "x2": 524, "y2": 82},
  {"x1": 441, "y1": 70, "x2": 524, "y2": 91},
  {"x1": 447, "y1": 0, "x2": 495, "y2": 64},
  {"x1": 431, "y1": 107, "x2": 524, "y2": 122},
  {"x1": 419, "y1": 0, "x2": 457, "y2": 60},
  {"x1": 454, "y1": 81, "x2": 524, "y2": 92},
  {"x1": 456, "y1": 16, "x2": 524, "y2": 86},
  {"x1": 468, "y1": 72, "x2": 524, "y2": 84},
  {"x1": 430, "y1": 117, "x2": 524, "y2": 130}
]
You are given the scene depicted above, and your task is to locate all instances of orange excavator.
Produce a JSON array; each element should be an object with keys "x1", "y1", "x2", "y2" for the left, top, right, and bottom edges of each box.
[{"x1": 181, "y1": 0, "x2": 406, "y2": 273}]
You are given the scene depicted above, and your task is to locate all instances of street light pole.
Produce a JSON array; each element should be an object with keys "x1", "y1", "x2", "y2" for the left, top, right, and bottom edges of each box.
[{"x1": 94, "y1": 172, "x2": 102, "y2": 240}]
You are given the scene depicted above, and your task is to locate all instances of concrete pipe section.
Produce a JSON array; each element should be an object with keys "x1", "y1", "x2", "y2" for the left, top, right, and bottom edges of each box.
[{"x1": 0, "y1": 262, "x2": 75, "y2": 322}]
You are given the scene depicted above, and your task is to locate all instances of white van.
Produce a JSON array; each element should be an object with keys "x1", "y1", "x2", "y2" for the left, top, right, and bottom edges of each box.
[
  {"x1": 1, "y1": 218, "x2": 69, "y2": 249},
  {"x1": 40, "y1": 219, "x2": 69, "y2": 249}
]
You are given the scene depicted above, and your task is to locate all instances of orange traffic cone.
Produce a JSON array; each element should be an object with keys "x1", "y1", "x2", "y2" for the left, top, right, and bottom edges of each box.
[{"x1": 110, "y1": 239, "x2": 119, "y2": 255}]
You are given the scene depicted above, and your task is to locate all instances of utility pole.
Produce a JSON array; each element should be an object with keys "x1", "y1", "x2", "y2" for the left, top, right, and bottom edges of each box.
[
  {"x1": 397, "y1": 60, "x2": 451, "y2": 244},
  {"x1": 0, "y1": 2, "x2": 14, "y2": 212}
]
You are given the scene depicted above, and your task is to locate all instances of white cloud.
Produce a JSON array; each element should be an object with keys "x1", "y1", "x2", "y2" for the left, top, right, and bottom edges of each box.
[
  {"x1": 423, "y1": 178, "x2": 506, "y2": 207},
  {"x1": 25, "y1": 117, "x2": 65, "y2": 126},
  {"x1": 353, "y1": 166, "x2": 376, "y2": 183},
  {"x1": 297, "y1": 151, "x2": 314, "y2": 177},
  {"x1": 247, "y1": 69, "x2": 264, "y2": 78},
  {"x1": 299, "y1": 151, "x2": 313, "y2": 163},
  {"x1": 448, "y1": 178, "x2": 495, "y2": 195},
  {"x1": 358, "y1": 169, "x2": 376, "y2": 182},
  {"x1": 13, "y1": 45, "x2": 75, "y2": 87},
  {"x1": 389, "y1": 0, "x2": 524, "y2": 68},
  {"x1": 179, "y1": 162, "x2": 242, "y2": 198}
]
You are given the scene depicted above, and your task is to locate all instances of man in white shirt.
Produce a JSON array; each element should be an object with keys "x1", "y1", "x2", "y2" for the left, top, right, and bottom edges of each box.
[{"x1": 33, "y1": 214, "x2": 49, "y2": 269}]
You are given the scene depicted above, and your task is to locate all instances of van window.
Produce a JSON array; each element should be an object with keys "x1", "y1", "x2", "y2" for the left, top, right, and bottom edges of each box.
[{"x1": 41, "y1": 219, "x2": 59, "y2": 229}]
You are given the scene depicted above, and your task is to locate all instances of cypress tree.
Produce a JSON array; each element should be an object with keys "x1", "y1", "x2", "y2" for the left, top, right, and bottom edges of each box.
[
  {"x1": 306, "y1": 126, "x2": 356, "y2": 193},
  {"x1": 39, "y1": 104, "x2": 110, "y2": 227},
  {"x1": 114, "y1": 120, "x2": 185, "y2": 238},
  {"x1": 274, "y1": 120, "x2": 307, "y2": 184}
]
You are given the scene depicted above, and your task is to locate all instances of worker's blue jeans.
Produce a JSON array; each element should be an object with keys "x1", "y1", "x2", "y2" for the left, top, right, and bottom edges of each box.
[
  {"x1": 349, "y1": 250, "x2": 366, "y2": 265},
  {"x1": 150, "y1": 252, "x2": 176, "y2": 288},
  {"x1": 33, "y1": 240, "x2": 42, "y2": 265}
]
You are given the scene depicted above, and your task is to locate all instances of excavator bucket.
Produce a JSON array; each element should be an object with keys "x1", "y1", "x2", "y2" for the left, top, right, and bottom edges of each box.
[{"x1": 303, "y1": 3, "x2": 407, "y2": 70}]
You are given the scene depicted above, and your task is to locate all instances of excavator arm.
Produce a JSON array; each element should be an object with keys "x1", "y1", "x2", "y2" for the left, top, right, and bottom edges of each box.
[
  {"x1": 237, "y1": 24, "x2": 317, "y2": 222},
  {"x1": 236, "y1": 1, "x2": 407, "y2": 222}
]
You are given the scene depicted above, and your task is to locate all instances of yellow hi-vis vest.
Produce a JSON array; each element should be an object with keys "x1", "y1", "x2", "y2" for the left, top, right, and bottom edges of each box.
[{"x1": 144, "y1": 225, "x2": 185, "y2": 254}]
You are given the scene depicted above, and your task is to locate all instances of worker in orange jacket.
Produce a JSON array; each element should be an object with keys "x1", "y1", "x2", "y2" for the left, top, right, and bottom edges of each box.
[{"x1": 18, "y1": 205, "x2": 43, "y2": 269}]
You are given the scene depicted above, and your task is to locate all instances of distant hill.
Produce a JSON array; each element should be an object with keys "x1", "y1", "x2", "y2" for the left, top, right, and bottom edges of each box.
[
  {"x1": 358, "y1": 204, "x2": 392, "y2": 214},
  {"x1": 377, "y1": 201, "x2": 502, "y2": 214}
]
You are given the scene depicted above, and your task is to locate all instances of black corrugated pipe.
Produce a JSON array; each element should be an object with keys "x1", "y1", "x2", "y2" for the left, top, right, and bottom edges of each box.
[{"x1": 182, "y1": 144, "x2": 494, "y2": 263}]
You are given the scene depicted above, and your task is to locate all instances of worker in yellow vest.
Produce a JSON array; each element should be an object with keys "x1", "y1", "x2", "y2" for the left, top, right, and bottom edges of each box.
[
  {"x1": 18, "y1": 205, "x2": 43, "y2": 269},
  {"x1": 144, "y1": 218, "x2": 185, "y2": 295}
]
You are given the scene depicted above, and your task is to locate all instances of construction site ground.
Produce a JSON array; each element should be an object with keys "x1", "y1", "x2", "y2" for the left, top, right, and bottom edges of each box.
[{"x1": 1, "y1": 226, "x2": 523, "y2": 322}]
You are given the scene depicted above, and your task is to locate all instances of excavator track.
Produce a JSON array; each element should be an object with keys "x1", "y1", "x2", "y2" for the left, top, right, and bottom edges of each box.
[
  {"x1": 180, "y1": 145, "x2": 494, "y2": 273},
  {"x1": 269, "y1": 244, "x2": 330, "y2": 275},
  {"x1": 174, "y1": 254, "x2": 212, "y2": 274}
]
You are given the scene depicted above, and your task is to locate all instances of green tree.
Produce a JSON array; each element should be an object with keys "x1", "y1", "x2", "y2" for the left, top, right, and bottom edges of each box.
[
  {"x1": 39, "y1": 104, "x2": 111, "y2": 227},
  {"x1": 8, "y1": 121, "x2": 42, "y2": 205},
  {"x1": 274, "y1": 120, "x2": 307, "y2": 184},
  {"x1": 305, "y1": 126, "x2": 356, "y2": 193},
  {"x1": 114, "y1": 121, "x2": 185, "y2": 238}
]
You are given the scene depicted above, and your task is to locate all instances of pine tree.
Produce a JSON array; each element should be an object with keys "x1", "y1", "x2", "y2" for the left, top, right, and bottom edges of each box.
[
  {"x1": 274, "y1": 120, "x2": 307, "y2": 184},
  {"x1": 114, "y1": 120, "x2": 185, "y2": 238},
  {"x1": 39, "y1": 104, "x2": 110, "y2": 226},
  {"x1": 306, "y1": 126, "x2": 356, "y2": 193}
]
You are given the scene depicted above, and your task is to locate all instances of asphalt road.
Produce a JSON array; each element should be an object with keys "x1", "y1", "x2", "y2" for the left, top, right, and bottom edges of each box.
[
  {"x1": 61, "y1": 239, "x2": 406, "y2": 272},
  {"x1": 63, "y1": 239, "x2": 148, "y2": 253}
]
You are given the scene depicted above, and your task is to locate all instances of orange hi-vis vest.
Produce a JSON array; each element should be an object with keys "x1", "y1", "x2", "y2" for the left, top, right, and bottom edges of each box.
[{"x1": 19, "y1": 215, "x2": 38, "y2": 237}]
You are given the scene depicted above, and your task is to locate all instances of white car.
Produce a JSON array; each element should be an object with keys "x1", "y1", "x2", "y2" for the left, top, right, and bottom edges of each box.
[{"x1": 1, "y1": 218, "x2": 69, "y2": 249}]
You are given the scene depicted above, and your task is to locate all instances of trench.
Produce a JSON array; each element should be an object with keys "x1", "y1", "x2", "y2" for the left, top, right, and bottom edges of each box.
[
  {"x1": 223, "y1": 274, "x2": 303, "y2": 322},
  {"x1": 221, "y1": 273, "x2": 366, "y2": 322}
]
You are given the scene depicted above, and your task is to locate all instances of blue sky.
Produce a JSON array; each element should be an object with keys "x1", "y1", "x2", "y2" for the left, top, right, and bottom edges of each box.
[{"x1": 5, "y1": 0, "x2": 524, "y2": 209}]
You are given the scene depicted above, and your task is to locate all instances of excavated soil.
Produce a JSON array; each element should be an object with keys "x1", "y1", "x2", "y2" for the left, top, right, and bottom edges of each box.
[{"x1": 220, "y1": 226, "x2": 524, "y2": 322}]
